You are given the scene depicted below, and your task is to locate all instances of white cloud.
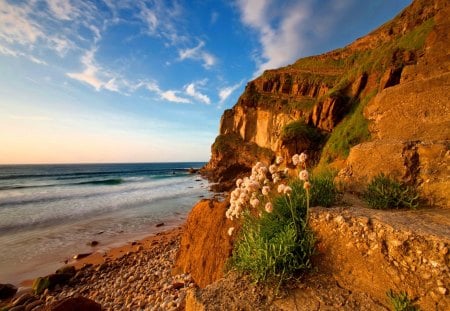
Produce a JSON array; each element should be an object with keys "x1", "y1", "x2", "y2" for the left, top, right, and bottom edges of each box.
[
  {"x1": 67, "y1": 48, "x2": 104, "y2": 90},
  {"x1": 236, "y1": 0, "x2": 355, "y2": 75},
  {"x1": 0, "y1": 43, "x2": 47, "y2": 65},
  {"x1": 161, "y1": 90, "x2": 191, "y2": 104},
  {"x1": 219, "y1": 81, "x2": 243, "y2": 103},
  {"x1": 178, "y1": 41, "x2": 217, "y2": 69},
  {"x1": 46, "y1": 0, "x2": 77, "y2": 21},
  {"x1": 185, "y1": 83, "x2": 211, "y2": 105},
  {"x1": 0, "y1": 1, "x2": 44, "y2": 45}
]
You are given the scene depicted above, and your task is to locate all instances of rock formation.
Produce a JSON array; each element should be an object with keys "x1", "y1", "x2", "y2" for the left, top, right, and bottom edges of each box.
[{"x1": 203, "y1": 0, "x2": 449, "y2": 206}]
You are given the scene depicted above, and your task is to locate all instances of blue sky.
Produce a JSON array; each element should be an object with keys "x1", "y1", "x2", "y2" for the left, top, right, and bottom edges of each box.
[{"x1": 0, "y1": 0, "x2": 411, "y2": 164}]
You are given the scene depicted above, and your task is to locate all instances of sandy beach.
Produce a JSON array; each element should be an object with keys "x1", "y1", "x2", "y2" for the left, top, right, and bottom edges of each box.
[{"x1": 2, "y1": 226, "x2": 194, "y2": 310}]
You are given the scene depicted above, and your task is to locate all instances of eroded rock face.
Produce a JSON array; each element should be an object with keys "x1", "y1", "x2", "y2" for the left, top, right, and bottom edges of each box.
[{"x1": 173, "y1": 199, "x2": 236, "y2": 288}]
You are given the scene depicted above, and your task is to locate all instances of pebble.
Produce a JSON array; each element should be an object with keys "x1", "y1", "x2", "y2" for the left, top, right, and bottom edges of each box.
[{"x1": 36, "y1": 235, "x2": 194, "y2": 311}]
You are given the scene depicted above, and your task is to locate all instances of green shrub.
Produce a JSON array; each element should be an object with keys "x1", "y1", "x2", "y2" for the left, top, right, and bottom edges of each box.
[
  {"x1": 230, "y1": 181, "x2": 314, "y2": 285},
  {"x1": 281, "y1": 121, "x2": 321, "y2": 143},
  {"x1": 363, "y1": 174, "x2": 419, "y2": 209},
  {"x1": 387, "y1": 290, "x2": 419, "y2": 311}
]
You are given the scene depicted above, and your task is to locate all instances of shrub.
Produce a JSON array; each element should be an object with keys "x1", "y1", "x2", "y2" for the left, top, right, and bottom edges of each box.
[
  {"x1": 227, "y1": 154, "x2": 315, "y2": 286},
  {"x1": 363, "y1": 173, "x2": 419, "y2": 209},
  {"x1": 387, "y1": 290, "x2": 419, "y2": 311},
  {"x1": 281, "y1": 121, "x2": 321, "y2": 143}
]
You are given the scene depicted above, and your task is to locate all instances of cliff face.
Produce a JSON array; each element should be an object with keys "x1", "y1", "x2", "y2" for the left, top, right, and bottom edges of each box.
[{"x1": 205, "y1": 0, "x2": 449, "y2": 205}]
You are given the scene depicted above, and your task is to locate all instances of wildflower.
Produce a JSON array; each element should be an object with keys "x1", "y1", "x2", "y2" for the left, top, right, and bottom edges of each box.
[
  {"x1": 236, "y1": 178, "x2": 243, "y2": 187},
  {"x1": 303, "y1": 181, "x2": 311, "y2": 190},
  {"x1": 269, "y1": 164, "x2": 277, "y2": 174},
  {"x1": 258, "y1": 166, "x2": 268, "y2": 175},
  {"x1": 264, "y1": 179, "x2": 270, "y2": 185},
  {"x1": 276, "y1": 156, "x2": 284, "y2": 165},
  {"x1": 283, "y1": 168, "x2": 289, "y2": 175},
  {"x1": 273, "y1": 176, "x2": 280, "y2": 184},
  {"x1": 299, "y1": 169, "x2": 309, "y2": 181},
  {"x1": 299, "y1": 152, "x2": 307, "y2": 163},
  {"x1": 277, "y1": 184, "x2": 286, "y2": 193},
  {"x1": 265, "y1": 202, "x2": 273, "y2": 213},
  {"x1": 292, "y1": 154, "x2": 300, "y2": 166},
  {"x1": 283, "y1": 186, "x2": 292, "y2": 195},
  {"x1": 262, "y1": 186, "x2": 270, "y2": 196},
  {"x1": 228, "y1": 227, "x2": 235, "y2": 236}
]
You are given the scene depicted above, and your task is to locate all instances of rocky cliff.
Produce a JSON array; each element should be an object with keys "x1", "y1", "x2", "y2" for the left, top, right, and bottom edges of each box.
[{"x1": 204, "y1": 0, "x2": 449, "y2": 206}]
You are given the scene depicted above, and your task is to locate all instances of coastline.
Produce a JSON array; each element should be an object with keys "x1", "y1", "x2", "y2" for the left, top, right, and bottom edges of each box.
[{"x1": 4, "y1": 225, "x2": 192, "y2": 310}]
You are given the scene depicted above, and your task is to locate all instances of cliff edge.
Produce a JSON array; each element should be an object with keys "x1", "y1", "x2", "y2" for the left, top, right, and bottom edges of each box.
[{"x1": 203, "y1": 0, "x2": 449, "y2": 207}]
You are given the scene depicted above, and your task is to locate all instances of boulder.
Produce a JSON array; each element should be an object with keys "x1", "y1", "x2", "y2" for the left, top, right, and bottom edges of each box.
[
  {"x1": 173, "y1": 199, "x2": 236, "y2": 288},
  {"x1": 45, "y1": 297, "x2": 101, "y2": 311},
  {"x1": 0, "y1": 283, "x2": 17, "y2": 300}
]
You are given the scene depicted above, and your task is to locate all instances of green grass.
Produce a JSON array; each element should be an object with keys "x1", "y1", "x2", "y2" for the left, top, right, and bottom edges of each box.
[
  {"x1": 387, "y1": 290, "x2": 420, "y2": 311},
  {"x1": 363, "y1": 174, "x2": 420, "y2": 209},
  {"x1": 230, "y1": 181, "x2": 314, "y2": 285},
  {"x1": 319, "y1": 90, "x2": 376, "y2": 163},
  {"x1": 281, "y1": 121, "x2": 321, "y2": 143}
]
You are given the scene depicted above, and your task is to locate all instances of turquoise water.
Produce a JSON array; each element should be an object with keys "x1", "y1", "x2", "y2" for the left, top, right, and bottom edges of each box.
[{"x1": 0, "y1": 163, "x2": 211, "y2": 285}]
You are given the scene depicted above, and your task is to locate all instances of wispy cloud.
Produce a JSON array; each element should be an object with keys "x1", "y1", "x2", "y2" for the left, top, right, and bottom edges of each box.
[
  {"x1": 9, "y1": 114, "x2": 52, "y2": 121},
  {"x1": 161, "y1": 90, "x2": 191, "y2": 104},
  {"x1": 219, "y1": 81, "x2": 243, "y2": 103},
  {"x1": 185, "y1": 82, "x2": 211, "y2": 105},
  {"x1": 236, "y1": 0, "x2": 356, "y2": 75},
  {"x1": 46, "y1": 0, "x2": 78, "y2": 21},
  {"x1": 178, "y1": 41, "x2": 217, "y2": 69},
  {"x1": 67, "y1": 47, "x2": 105, "y2": 90},
  {"x1": 0, "y1": 43, "x2": 47, "y2": 65}
]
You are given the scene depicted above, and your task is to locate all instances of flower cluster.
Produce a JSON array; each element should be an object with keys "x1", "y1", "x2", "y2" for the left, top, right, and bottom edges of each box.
[{"x1": 226, "y1": 152, "x2": 312, "y2": 235}]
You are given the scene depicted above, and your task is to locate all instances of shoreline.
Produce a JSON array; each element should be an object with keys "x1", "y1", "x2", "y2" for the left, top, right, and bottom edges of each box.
[
  {"x1": 18, "y1": 225, "x2": 185, "y2": 287},
  {"x1": 3, "y1": 225, "x2": 192, "y2": 310}
]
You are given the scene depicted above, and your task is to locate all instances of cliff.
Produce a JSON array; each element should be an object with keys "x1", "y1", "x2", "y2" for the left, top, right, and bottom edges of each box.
[{"x1": 203, "y1": 0, "x2": 449, "y2": 206}]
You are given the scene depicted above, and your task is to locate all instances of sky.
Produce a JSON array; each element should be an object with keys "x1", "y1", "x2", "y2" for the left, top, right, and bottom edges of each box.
[{"x1": 0, "y1": 0, "x2": 411, "y2": 164}]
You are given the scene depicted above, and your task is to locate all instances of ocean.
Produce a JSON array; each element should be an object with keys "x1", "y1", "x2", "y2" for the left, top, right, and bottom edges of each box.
[{"x1": 0, "y1": 162, "x2": 211, "y2": 285}]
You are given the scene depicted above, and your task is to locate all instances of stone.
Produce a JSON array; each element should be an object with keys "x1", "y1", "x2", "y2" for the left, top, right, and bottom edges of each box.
[
  {"x1": 55, "y1": 265, "x2": 76, "y2": 276},
  {"x1": 0, "y1": 283, "x2": 18, "y2": 300},
  {"x1": 46, "y1": 297, "x2": 101, "y2": 311},
  {"x1": 156, "y1": 222, "x2": 165, "y2": 227},
  {"x1": 73, "y1": 253, "x2": 92, "y2": 260},
  {"x1": 24, "y1": 300, "x2": 43, "y2": 311},
  {"x1": 88, "y1": 241, "x2": 99, "y2": 247},
  {"x1": 437, "y1": 287, "x2": 447, "y2": 295}
]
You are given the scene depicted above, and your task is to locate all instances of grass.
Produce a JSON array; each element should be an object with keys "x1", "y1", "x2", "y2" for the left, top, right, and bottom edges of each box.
[
  {"x1": 319, "y1": 90, "x2": 376, "y2": 163},
  {"x1": 387, "y1": 290, "x2": 420, "y2": 311},
  {"x1": 281, "y1": 121, "x2": 322, "y2": 143},
  {"x1": 230, "y1": 183, "x2": 314, "y2": 285},
  {"x1": 363, "y1": 173, "x2": 420, "y2": 209}
]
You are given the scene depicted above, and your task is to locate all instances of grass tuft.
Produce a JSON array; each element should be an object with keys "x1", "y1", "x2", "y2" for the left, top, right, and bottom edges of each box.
[{"x1": 387, "y1": 290, "x2": 420, "y2": 311}]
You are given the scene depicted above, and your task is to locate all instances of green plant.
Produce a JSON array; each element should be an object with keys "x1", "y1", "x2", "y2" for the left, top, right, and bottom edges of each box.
[
  {"x1": 309, "y1": 173, "x2": 339, "y2": 207},
  {"x1": 230, "y1": 184, "x2": 314, "y2": 284},
  {"x1": 363, "y1": 173, "x2": 420, "y2": 209},
  {"x1": 281, "y1": 121, "x2": 321, "y2": 143},
  {"x1": 387, "y1": 290, "x2": 419, "y2": 311}
]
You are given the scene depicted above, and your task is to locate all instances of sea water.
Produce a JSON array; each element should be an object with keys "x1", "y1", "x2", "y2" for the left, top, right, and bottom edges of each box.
[{"x1": 0, "y1": 163, "x2": 211, "y2": 285}]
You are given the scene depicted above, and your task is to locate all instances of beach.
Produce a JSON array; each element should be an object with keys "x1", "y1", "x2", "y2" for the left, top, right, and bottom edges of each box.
[{"x1": 2, "y1": 226, "x2": 193, "y2": 310}]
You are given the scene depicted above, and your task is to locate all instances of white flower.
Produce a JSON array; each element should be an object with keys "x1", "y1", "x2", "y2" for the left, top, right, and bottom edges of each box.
[
  {"x1": 276, "y1": 156, "x2": 284, "y2": 165},
  {"x1": 269, "y1": 164, "x2": 277, "y2": 174},
  {"x1": 299, "y1": 152, "x2": 308, "y2": 163},
  {"x1": 258, "y1": 166, "x2": 268, "y2": 175},
  {"x1": 264, "y1": 179, "x2": 270, "y2": 185},
  {"x1": 292, "y1": 154, "x2": 300, "y2": 166},
  {"x1": 277, "y1": 184, "x2": 286, "y2": 193},
  {"x1": 250, "y1": 198, "x2": 260, "y2": 208},
  {"x1": 299, "y1": 170, "x2": 309, "y2": 181},
  {"x1": 262, "y1": 186, "x2": 270, "y2": 196},
  {"x1": 228, "y1": 227, "x2": 235, "y2": 236},
  {"x1": 283, "y1": 168, "x2": 289, "y2": 175},
  {"x1": 283, "y1": 186, "x2": 292, "y2": 195},
  {"x1": 236, "y1": 178, "x2": 243, "y2": 187},
  {"x1": 303, "y1": 181, "x2": 311, "y2": 190},
  {"x1": 273, "y1": 176, "x2": 280, "y2": 184},
  {"x1": 265, "y1": 202, "x2": 273, "y2": 213}
]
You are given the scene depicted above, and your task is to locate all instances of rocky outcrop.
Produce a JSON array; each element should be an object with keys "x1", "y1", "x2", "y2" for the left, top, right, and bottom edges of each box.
[
  {"x1": 173, "y1": 199, "x2": 236, "y2": 288},
  {"x1": 204, "y1": 0, "x2": 449, "y2": 207}
]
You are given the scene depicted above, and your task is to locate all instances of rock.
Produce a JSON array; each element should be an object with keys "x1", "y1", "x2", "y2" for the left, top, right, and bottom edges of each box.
[
  {"x1": 55, "y1": 266, "x2": 76, "y2": 276},
  {"x1": 156, "y1": 222, "x2": 165, "y2": 227},
  {"x1": 45, "y1": 297, "x2": 101, "y2": 311},
  {"x1": 88, "y1": 241, "x2": 99, "y2": 247},
  {"x1": 24, "y1": 300, "x2": 43, "y2": 311},
  {"x1": 9, "y1": 306, "x2": 26, "y2": 311},
  {"x1": 32, "y1": 273, "x2": 73, "y2": 295},
  {"x1": 10, "y1": 293, "x2": 35, "y2": 307},
  {"x1": 437, "y1": 287, "x2": 447, "y2": 295},
  {"x1": 172, "y1": 282, "x2": 185, "y2": 290},
  {"x1": 32, "y1": 277, "x2": 51, "y2": 295},
  {"x1": 0, "y1": 283, "x2": 18, "y2": 299},
  {"x1": 72, "y1": 253, "x2": 92, "y2": 260}
]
